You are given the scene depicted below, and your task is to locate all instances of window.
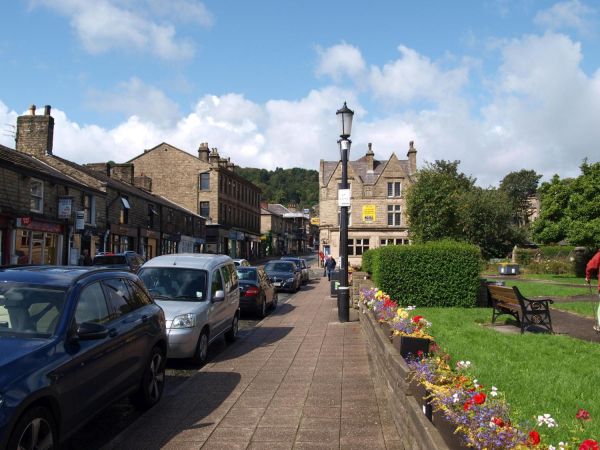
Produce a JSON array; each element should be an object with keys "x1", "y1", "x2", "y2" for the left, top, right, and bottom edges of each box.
[
  {"x1": 84, "y1": 195, "x2": 95, "y2": 224},
  {"x1": 75, "y1": 282, "x2": 110, "y2": 325},
  {"x1": 148, "y1": 204, "x2": 157, "y2": 229},
  {"x1": 200, "y1": 202, "x2": 209, "y2": 218},
  {"x1": 200, "y1": 173, "x2": 210, "y2": 191},
  {"x1": 219, "y1": 174, "x2": 224, "y2": 193},
  {"x1": 30, "y1": 179, "x2": 44, "y2": 212},
  {"x1": 387, "y1": 205, "x2": 401, "y2": 226},
  {"x1": 337, "y1": 206, "x2": 352, "y2": 227},
  {"x1": 211, "y1": 268, "x2": 224, "y2": 295},
  {"x1": 348, "y1": 238, "x2": 369, "y2": 256},
  {"x1": 104, "y1": 279, "x2": 134, "y2": 317},
  {"x1": 125, "y1": 279, "x2": 153, "y2": 309},
  {"x1": 388, "y1": 182, "x2": 402, "y2": 197},
  {"x1": 120, "y1": 197, "x2": 130, "y2": 224}
]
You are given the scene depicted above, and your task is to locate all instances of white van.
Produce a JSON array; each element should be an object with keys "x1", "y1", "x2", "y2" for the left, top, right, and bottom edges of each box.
[{"x1": 138, "y1": 254, "x2": 240, "y2": 364}]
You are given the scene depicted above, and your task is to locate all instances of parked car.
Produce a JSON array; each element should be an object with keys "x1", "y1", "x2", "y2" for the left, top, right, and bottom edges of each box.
[
  {"x1": 138, "y1": 254, "x2": 240, "y2": 365},
  {"x1": 263, "y1": 261, "x2": 301, "y2": 292},
  {"x1": 0, "y1": 266, "x2": 167, "y2": 450},
  {"x1": 233, "y1": 259, "x2": 250, "y2": 267},
  {"x1": 236, "y1": 267, "x2": 278, "y2": 318},
  {"x1": 93, "y1": 251, "x2": 146, "y2": 273},
  {"x1": 281, "y1": 257, "x2": 309, "y2": 284}
]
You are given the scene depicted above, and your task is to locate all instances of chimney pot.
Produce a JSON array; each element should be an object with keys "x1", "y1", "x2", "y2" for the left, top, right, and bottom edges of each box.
[
  {"x1": 368, "y1": 143, "x2": 372, "y2": 151},
  {"x1": 410, "y1": 141, "x2": 414, "y2": 149},
  {"x1": 30, "y1": 105, "x2": 36, "y2": 116},
  {"x1": 44, "y1": 105, "x2": 51, "y2": 116}
]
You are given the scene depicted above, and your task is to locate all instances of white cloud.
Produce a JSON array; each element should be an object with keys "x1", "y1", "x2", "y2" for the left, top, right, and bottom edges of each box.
[
  {"x1": 28, "y1": 0, "x2": 212, "y2": 60},
  {"x1": 315, "y1": 42, "x2": 366, "y2": 83},
  {"x1": 534, "y1": 0, "x2": 597, "y2": 36}
]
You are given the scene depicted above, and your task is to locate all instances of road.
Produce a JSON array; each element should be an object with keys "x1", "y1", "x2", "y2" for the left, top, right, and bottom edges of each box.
[{"x1": 67, "y1": 252, "x2": 320, "y2": 450}]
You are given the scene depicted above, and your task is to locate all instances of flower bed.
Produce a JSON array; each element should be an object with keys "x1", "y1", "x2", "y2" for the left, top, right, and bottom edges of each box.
[{"x1": 359, "y1": 287, "x2": 598, "y2": 450}]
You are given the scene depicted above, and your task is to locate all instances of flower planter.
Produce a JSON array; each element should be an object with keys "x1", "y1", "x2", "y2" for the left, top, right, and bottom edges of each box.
[
  {"x1": 392, "y1": 335, "x2": 432, "y2": 359},
  {"x1": 380, "y1": 322, "x2": 393, "y2": 341},
  {"x1": 432, "y1": 409, "x2": 470, "y2": 449},
  {"x1": 409, "y1": 379, "x2": 432, "y2": 421}
]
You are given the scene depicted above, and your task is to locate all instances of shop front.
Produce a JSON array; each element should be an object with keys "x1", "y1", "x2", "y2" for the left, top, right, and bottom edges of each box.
[
  {"x1": 0, "y1": 214, "x2": 11, "y2": 265},
  {"x1": 109, "y1": 223, "x2": 137, "y2": 253},
  {"x1": 12, "y1": 217, "x2": 64, "y2": 265},
  {"x1": 73, "y1": 227, "x2": 106, "y2": 259},
  {"x1": 161, "y1": 232, "x2": 180, "y2": 255},
  {"x1": 179, "y1": 235, "x2": 206, "y2": 254},
  {"x1": 261, "y1": 233, "x2": 272, "y2": 257},
  {"x1": 139, "y1": 228, "x2": 160, "y2": 261},
  {"x1": 205, "y1": 225, "x2": 228, "y2": 255}
]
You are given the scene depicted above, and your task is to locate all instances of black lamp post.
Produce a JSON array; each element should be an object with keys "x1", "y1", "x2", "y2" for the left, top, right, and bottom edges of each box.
[{"x1": 336, "y1": 102, "x2": 354, "y2": 323}]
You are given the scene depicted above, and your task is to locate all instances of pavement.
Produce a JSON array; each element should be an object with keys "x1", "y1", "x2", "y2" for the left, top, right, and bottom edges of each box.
[{"x1": 102, "y1": 273, "x2": 404, "y2": 450}]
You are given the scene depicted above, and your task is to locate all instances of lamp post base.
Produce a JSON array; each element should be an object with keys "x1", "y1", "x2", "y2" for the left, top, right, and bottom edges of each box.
[{"x1": 338, "y1": 287, "x2": 350, "y2": 322}]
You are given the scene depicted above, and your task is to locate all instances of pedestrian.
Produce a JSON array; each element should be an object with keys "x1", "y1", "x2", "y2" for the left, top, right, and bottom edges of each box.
[
  {"x1": 323, "y1": 256, "x2": 328, "y2": 277},
  {"x1": 586, "y1": 248, "x2": 600, "y2": 331},
  {"x1": 319, "y1": 250, "x2": 324, "y2": 267},
  {"x1": 79, "y1": 249, "x2": 93, "y2": 266},
  {"x1": 325, "y1": 256, "x2": 337, "y2": 281}
]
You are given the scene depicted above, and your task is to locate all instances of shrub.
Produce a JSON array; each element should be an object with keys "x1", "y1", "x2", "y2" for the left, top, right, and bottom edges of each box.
[
  {"x1": 515, "y1": 248, "x2": 537, "y2": 266},
  {"x1": 371, "y1": 241, "x2": 481, "y2": 308},
  {"x1": 540, "y1": 245, "x2": 575, "y2": 259},
  {"x1": 362, "y1": 249, "x2": 375, "y2": 273},
  {"x1": 525, "y1": 259, "x2": 575, "y2": 275}
]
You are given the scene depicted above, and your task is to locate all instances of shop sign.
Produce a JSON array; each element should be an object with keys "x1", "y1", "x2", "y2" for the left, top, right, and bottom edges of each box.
[
  {"x1": 362, "y1": 205, "x2": 376, "y2": 222},
  {"x1": 139, "y1": 228, "x2": 160, "y2": 239},
  {"x1": 17, "y1": 218, "x2": 63, "y2": 234},
  {"x1": 162, "y1": 232, "x2": 181, "y2": 242},
  {"x1": 229, "y1": 231, "x2": 238, "y2": 240},
  {"x1": 58, "y1": 198, "x2": 72, "y2": 219},
  {"x1": 236, "y1": 232, "x2": 245, "y2": 240},
  {"x1": 303, "y1": 209, "x2": 310, "y2": 214},
  {"x1": 75, "y1": 211, "x2": 85, "y2": 230},
  {"x1": 310, "y1": 218, "x2": 319, "y2": 225},
  {"x1": 110, "y1": 223, "x2": 138, "y2": 237}
]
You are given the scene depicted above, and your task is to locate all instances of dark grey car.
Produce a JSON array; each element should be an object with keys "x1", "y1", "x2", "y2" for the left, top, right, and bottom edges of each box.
[{"x1": 263, "y1": 261, "x2": 301, "y2": 292}]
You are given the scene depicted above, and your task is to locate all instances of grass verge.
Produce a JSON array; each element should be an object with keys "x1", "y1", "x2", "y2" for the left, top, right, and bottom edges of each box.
[
  {"x1": 503, "y1": 280, "x2": 589, "y2": 298},
  {"x1": 520, "y1": 274, "x2": 591, "y2": 285},
  {"x1": 420, "y1": 307, "x2": 600, "y2": 443},
  {"x1": 552, "y1": 301, "x2": 598, "y2": 318}
]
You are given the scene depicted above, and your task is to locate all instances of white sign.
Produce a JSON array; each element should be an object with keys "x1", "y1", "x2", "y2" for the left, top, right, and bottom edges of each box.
[
  {"x1": 75, "y1": 211, "x2": 85, "y2": 230},
  {"x1": 303, "y1": 209, "x2": 309, "y2": 214},
  {"x1": 338, "y1": 189, "x2": 351, "y2": 207},
  {"x1": 58, "y1": 198, "x2": 72, "y2": 219}
]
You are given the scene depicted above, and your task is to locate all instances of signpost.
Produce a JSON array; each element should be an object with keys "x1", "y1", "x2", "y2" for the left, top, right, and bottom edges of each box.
[{"x1": 338, "y1": 189, "x2": 351, "y2": 207}]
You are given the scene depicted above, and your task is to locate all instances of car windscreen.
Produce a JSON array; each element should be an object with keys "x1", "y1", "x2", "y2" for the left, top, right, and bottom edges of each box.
[
  {"x1": 94, "y1": 255, "x2": 128, "y2": 265},
  {"x1": 0, "y1": 282, "x2": 68, "y2": 338},
  {"x1": 138, "y1": 267, "x2": 208, "y2": 301},
  {"x1": 264, "y1": 262, "x2": 294, "y2": 272},
  {"x1": 236, "y1": 268, "x2": 258, "y2": 281}
]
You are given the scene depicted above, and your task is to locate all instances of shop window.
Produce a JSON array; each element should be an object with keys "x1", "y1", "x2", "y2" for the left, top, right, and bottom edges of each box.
[
  {"x1": 200, "y1": 173, "x2": 210, "y2": 191},
  {"x1": 120, "y1": 197, "x2": 130, "y2": 224},
  {"x1": 84, "y1": 195, "x2": 95, "y2": 224},
  {"x1": 337, "y1": 206, "x2": 352, "y2": 227},
  {"x1": 30, "y1": 179, "x2": 44, "y2": 213},
  {"x1": 200, "y1": 202, "x2": 209, "y2": 218},
  {"x1": 387, "y1": 205, "x2": 401, "y2": 226}
]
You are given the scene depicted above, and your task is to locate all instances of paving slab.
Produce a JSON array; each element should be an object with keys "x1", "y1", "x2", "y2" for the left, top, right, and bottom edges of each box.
[{"x1": 102, "y1": 275, "x2": 406, "y2": 450}]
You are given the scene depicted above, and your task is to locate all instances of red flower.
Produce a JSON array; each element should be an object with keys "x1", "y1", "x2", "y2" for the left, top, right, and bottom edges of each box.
[
  {"x1": 417, "y1": 350, "x2": 423, "y2": 356},
  {"x1": 528, "y1": 430, "x2": 540, "y2": 446},
  {"x1": 577, "y1": 409, "x2": 591, "y2": 420},
  {"x1": 492, "y1": 417, "x2": 505, "y2": 428},
  {"x1": 580, "y1": 440, "x2": 599, "y2": 450},
  {"x1": 413, "y1": 315, "x2": 423, "y2": 323},
  {"x1": 383, "y1": 300, "x2": 395, "y2": 308},
  {"x1": 463, "y1": 400, "x2": 473, "y2": 411},
  {"x1": 473, "y1": 393, "x2": 486, "y2": 404}
]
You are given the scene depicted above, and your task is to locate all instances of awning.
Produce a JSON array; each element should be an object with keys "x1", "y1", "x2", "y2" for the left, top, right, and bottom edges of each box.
[{"x1": 121, "y1": 197, "x2": 131, "y2": 209}]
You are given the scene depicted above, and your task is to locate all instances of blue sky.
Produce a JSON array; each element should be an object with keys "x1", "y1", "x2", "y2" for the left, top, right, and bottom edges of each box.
[{"x1": 1, "y1": 0, "x2": 600, "y2": 186}]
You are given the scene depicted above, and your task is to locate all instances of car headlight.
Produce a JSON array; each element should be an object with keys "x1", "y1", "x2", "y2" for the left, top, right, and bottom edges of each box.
[
  {"x1": 171, "y1": 314, "x2": 196, "y2": 329},
  {"x1": 287, "y1": 278, "x2": 295, "y2": 282},
  {"x1": 0, "y1": 393, "x2": 4, "y2": 409}
]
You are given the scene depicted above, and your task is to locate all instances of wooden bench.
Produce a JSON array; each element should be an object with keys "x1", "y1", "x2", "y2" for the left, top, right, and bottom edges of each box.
[{"x1": 488, "y1": 285, "x2": 554, "y2": 334}]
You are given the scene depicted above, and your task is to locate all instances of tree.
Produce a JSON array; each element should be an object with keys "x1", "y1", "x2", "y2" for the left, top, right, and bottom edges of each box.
[
  {"x1": 533, "y1": 159, "x2": 600, "y2": 248},
  {"x1": 499, "y1": 169, "x2": 542, "y2": 227},
  {"x1": 406, "y1": 160, "x2": 523, "y2": 258}
]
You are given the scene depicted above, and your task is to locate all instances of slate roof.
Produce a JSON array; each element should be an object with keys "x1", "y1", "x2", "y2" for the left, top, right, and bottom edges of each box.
[
  {"x1": 322, "y1": 157, "x2": 410, "y2": 186},
  {"x1": 267, "y1": 204, "x2": 292, "y2": 216}
]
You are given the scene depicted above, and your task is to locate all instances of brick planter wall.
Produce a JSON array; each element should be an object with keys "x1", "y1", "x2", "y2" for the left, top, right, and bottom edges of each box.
[{"x1": 355, "y1": 283, "x2": 449, "y2": 450}]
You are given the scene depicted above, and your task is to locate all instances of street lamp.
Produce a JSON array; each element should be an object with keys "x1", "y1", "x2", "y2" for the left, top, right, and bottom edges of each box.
[{"x1": 336, "y1": 102, "x2": 354, "y2": 323}]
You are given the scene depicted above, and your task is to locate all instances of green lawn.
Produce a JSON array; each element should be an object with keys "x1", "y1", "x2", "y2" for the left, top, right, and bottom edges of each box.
[
  {"x1": 520, "y1": 274, "x2": 591, "y2": 285},
  {"x1": 503, "y1": 280, "x2": 589, "y2": 298},
  {"x1": 552, "y1": 301, "x2": 598, "y2": 318},
  {"x1": 420, "y1": 307, "x2": 600, "y2": 444}
]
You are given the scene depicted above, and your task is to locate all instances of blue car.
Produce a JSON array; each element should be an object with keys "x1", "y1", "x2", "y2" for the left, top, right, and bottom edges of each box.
[{"x1": 0, "y1": 267, "x2": 167, "y2": 450}]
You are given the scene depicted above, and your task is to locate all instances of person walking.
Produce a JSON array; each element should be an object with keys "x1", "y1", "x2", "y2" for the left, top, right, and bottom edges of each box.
[
  {"x1": 79, "y1": 249, "x2": 93, "y2": 266},
  {"x1": 325, "y1": 256, "x2": 337, "y2": 281},
  {"x1": 586, "y1": 248, "x2": 600, "y2": 331},
  {"x1": 319, "y1": 250, "x2": 324, "y2": 267}
]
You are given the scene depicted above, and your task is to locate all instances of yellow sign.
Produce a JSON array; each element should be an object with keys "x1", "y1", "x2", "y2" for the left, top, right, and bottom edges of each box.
[
  {"x1": 362, "y1": 205, "x2": 376, "y2": 222},
  {"x1": 311, "y1": 218, "x2": 320, "y2": 225}
]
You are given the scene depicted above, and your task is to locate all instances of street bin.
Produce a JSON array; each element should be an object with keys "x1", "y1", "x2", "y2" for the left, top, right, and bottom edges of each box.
[
  {"x1": 331, "y1": 280, "x2": 340, "y2": 297},
  {"x1": 329, "y1": 270, "x2": 340, "y2": 281}
]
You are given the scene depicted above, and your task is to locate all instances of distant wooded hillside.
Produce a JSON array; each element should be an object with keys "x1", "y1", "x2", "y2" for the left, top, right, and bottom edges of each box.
[{"x1": 235, "y1": 166, "x2": 319, "y2": 211}]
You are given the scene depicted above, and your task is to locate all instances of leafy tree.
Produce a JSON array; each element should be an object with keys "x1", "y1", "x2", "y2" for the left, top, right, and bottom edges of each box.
[
  {"x1": 499, "y1": 169, "x2": 542, "y2": 227},
  {"x1": 533, "y1": 159, "x2": 600, "y2": 248}
]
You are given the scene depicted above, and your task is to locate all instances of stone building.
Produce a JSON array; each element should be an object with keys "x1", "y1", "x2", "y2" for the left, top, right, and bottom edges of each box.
[
  {"x1": 260, "y1": 204, "x2": 295, "y2": 256},
  {"x1": 318, "y1": 142, "x2": 416, "y2": 266},
  {"x1": 128, "y1": 142, "x2": 262, "y2": 259}
]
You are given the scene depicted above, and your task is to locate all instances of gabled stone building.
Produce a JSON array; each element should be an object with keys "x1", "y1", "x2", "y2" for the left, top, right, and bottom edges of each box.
[
  {"x1": 128, "y1": 143, "x2": 262, "y2": 259},
  {"x1": 318, "y1": 142, "x2": 417, "y2": 266}
]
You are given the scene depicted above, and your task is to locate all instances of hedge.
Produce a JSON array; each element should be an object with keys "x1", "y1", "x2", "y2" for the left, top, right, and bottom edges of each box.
[
  {"x1": 370, "y1": 241, "x2": 481, "y2": 308},
  {"x1": 362, "y1": 249, "x2": 375, "y2": 273}
]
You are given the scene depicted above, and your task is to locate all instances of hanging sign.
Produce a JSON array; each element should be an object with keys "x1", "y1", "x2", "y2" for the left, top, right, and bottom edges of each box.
[
  {"x1": 362, "y1": 205, "x2": 376, "y2": 222},
  {"x1": 75, "y1": 211, "x2": 85, "y2": 230},
  {"x1": 58, "y1": 198, "x2": 72, "y2": 219}
]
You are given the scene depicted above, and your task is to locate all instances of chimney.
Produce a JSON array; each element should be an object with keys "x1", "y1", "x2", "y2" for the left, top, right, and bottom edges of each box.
[
  {"x1": 134, "y1": 174, "x2": 153, "y2": 191},
  {"x1": 287, "y1": 204, "x2": 297, "y2": 213},
  {"x1": 208, "y1": 148, "x2": 220, "y2": 165},
  {"x1": 111, "y1": 163, "x2": 135, "y2": 184},
  {"x1": 261, "y1": 202, "x2": 268, "y2": 209},
  {"x1": 407, "y1": 141, "x2": 417, "y2": 175},
  {"x1": 218, "y1": 157, "x2": 228, "y2": 168},
  {"x1": 198, "y1": 142, "x2": 209, "y2": 162},
  {"x1": 87, "y1": 163, "x2": 111, "y2": 176},
  {"x1": 366, "y1": 142, "x2": 375, "y2": 172},
  {"x1": 16, "y1": 104, "x2": 54, "y2": 157},
  {"x1": 226, "y1": 157, "x2": 235, "y2": 172}
]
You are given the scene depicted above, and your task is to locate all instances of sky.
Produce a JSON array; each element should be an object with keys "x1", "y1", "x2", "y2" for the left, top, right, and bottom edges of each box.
[{"x1": 1, "y1": 0, "x2": 600, "y2": 187}]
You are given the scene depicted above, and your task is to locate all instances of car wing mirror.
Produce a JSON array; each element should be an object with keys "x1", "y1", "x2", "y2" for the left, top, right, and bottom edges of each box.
[
  {"x1": 212, "y1": 290, "x2": 225, "y2": 303},
  {"x1": 76, "y1": 322, "x2": 109, "y2": 341}
]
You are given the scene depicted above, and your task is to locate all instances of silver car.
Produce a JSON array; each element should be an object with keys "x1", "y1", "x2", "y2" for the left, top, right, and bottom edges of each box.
[{"x1": 138, "y1": 254, "x2": 240, "y2": 364}]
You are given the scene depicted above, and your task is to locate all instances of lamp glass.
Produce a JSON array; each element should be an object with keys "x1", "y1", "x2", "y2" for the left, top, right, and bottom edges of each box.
[{"x1": 336, "y1": 102, "x2": 354, "y2": 138}]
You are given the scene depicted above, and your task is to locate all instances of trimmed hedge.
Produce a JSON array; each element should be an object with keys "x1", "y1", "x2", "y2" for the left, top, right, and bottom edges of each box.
[
  {"x1": 362, "y1": 249, "x2": 375, "y2": 274},
  {"x1": 370, "y1": 241, "x2": 481, "y2": 308}
]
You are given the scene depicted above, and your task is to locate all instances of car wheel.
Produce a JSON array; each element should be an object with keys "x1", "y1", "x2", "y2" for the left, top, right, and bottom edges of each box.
[
  {"x1": 7, "y1": 406, "x2": 56, "y2": 450},
  {"x1": 224, "y1": 314, "x2": 239, "y2": 343},
  {"x1": 258, "y1": 296, "x2": 267, "y2": 319},
  {"x1": 190, "y1": 329, "x2": 209, "y2": 365},
  {"x1": 130, "y1": 346, "x2": 165, "y2": 410},
  {"x1": 271, "y1": 292, "x2": 278, "y2": 309}
]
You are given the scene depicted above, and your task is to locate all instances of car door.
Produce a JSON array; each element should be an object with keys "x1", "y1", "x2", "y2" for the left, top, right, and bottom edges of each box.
[
  {"x1": 103, "y1": 278, "x2": 152, "y2": 389},
  {"x1": 259, "y1": 269, "x2": 274, "y2": 304},
  {"x1": 67, "y1": 281, "x2": 126, "y2": 424},
  {"x1": 219, "y1": 264, "x2": 239, "y2": 333},
  {"x1": 208, "y1": 267, "x2": 227, "y2": 339}
]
